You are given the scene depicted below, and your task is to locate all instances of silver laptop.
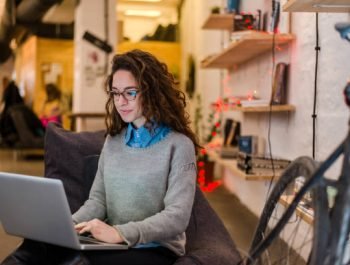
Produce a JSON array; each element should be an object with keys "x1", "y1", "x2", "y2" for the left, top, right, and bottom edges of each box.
[{"x1": 0, "y1": 172, "x2": 128, "y2": 250}]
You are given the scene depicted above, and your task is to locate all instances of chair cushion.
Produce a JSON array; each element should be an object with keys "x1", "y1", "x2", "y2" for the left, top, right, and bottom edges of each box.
[{"x1": 44, "y1": 123, "x2": 105, "y2": 213}]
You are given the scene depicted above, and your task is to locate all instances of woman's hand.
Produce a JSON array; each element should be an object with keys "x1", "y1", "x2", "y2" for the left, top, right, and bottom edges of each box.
[{"x1": 75, "y1": 219, "x2": 124, "y2": 244}]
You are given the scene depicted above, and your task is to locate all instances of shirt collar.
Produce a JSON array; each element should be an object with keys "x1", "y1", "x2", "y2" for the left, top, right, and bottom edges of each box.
[{"x1": 125, "y1": 121, "x2": 160, "y2": 146}]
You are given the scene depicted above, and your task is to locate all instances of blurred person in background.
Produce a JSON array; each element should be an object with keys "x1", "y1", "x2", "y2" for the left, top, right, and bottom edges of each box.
[
  {"x1": 39, "y1": 83, "x2": 63, "y2": 127},
  {"x1": 0, "y1": 77, "x2": 44, "y2": 147},
  {"x1": 0, "y1": 77, "x2": 24, "y2": 145}
]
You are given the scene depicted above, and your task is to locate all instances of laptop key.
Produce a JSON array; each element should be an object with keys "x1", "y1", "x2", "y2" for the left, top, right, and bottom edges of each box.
[{"x1": 79, "y1": 236, "x2": 104, "y2": 245}]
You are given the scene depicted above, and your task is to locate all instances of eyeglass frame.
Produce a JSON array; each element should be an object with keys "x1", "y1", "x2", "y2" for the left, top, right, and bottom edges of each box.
[{"x1": 107, "y1": 87, "x2": 140, "y2": 101}]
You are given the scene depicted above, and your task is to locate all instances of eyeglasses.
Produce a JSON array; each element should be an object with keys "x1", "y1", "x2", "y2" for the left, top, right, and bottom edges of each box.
[{"x1": 107, "y1": 88, "x2": 139, "y2": 101}]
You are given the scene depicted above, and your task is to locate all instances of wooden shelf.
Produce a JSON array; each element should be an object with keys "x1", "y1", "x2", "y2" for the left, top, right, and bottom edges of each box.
[
  {"x1": 202, "y1": 14, "x2": 235, "y2": 31},
  {"x1": 279, "y1": 195, "x2": 314, "y2": 225},
  {"x1": 201, "y1": 31, "x2": 295, "y2": 69},
  {"x1": 206, "y1": 149, "x2": 279, "y2": 181},
  {"x1": 232, "y1": 104, "x2": 296, "y2": 113},
  {"x1": 283, "y1": 0, "x2": 350, "y2": 12}
]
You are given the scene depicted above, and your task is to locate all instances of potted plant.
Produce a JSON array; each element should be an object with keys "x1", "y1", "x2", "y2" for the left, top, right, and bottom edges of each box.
[{"x1": 211, "y1": 6, "x2": 221, "y2": 14}]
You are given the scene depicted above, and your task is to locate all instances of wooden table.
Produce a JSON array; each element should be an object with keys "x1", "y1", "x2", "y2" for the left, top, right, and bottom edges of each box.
[{"x1": 68, "y1": 112, "x2": 105, "y2": 131}]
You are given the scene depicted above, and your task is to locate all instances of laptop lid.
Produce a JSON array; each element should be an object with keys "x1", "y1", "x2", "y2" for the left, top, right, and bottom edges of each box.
[{"x1": 0, "y1": 172, "x2": 127, "y2": 250}]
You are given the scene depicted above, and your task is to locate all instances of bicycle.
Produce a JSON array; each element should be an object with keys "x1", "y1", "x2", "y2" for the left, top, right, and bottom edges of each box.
[{"x1": 239, "y1": 23, "x2": 350, "y2": 265}]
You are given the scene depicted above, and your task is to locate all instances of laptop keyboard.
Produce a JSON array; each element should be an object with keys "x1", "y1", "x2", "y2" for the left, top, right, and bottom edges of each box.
[
  {"x1": 79, "y1": 236, "x2": 103, "y2": 245},
  {"x1": 78, "y1": 235, "x2": 128, "y2": 247},
  {"x1": 79, "y1": 239, "x2": 99, "y2": 245}
]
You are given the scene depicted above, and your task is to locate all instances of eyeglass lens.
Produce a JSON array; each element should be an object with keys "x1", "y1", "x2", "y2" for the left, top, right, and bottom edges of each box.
[{"x1": 109, "y1": 89, "x2": 138, "y2": 101}]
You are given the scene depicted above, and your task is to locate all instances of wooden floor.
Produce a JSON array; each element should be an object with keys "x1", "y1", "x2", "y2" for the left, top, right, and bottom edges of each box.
[{"x1": 0, "y1": 149, "x2": 45, "y2": 262}]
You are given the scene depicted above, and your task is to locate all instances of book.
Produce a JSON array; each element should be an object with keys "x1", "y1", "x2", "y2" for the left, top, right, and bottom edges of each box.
[
  {"x1": 271, "y1": 63, "x2": 288, "y2": 105},
  {"x1": 223, "y1": 119, "x2": 241, "y2": 147}
]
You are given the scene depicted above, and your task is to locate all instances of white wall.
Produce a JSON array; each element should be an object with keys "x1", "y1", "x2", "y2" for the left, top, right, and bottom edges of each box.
[
  {"x1": 181, "y1": 0, "x2": 350, "y2": 260},
  {"x1": 73, "y1": 0, "x2": 116, "y2": 131},
  {"x1": 180, "y1": 0, "x2": 222, "y2": 139}
]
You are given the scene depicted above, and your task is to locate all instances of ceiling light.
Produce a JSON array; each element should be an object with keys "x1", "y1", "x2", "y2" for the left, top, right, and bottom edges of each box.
[{"x1": 124, "y1": 9, "x2": 161, "y2": 17}]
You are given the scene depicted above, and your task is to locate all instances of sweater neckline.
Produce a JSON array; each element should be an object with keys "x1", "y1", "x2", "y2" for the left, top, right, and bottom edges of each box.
[{"x1": 120, "y1": 129, "x2": 174, "y2": 152}]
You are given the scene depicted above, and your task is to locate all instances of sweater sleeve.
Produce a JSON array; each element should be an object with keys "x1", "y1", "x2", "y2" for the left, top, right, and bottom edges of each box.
[
  {"x1": 72, "y1": 145, "x2": 107, "y2": 224},
  {"x1": 115, "y1": 138, "x2": 197, "y2": 246}
]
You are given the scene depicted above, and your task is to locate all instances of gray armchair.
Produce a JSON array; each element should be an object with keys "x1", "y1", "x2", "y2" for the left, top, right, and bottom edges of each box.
[{"x1": 2, "y1": 123, "x2": 241, "y2": 265}]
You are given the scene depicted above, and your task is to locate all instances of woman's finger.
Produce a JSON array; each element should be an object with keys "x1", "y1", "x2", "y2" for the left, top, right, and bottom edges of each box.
[
  {"x1": 74, "y1": 222, "x2": 87, "y2": 229},
  {"x1": 78, "y1": 225, "x2": 91, "y2": 234}
]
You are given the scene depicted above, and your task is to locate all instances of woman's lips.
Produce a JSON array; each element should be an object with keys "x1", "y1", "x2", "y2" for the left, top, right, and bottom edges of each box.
[{"x1": 119, "y1": 109, "x2": 132, "y2": 115}]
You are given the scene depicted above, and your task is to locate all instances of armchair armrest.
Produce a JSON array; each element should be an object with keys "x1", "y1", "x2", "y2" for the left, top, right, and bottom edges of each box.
[{"x1": 179, "y1": 187, "x2": 242, "y2": 265}]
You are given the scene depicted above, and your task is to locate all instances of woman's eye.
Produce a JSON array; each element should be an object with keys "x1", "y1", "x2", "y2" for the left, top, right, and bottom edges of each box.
[{"x1": 127, "y1": 91, "x2": 137, "y2": 96}]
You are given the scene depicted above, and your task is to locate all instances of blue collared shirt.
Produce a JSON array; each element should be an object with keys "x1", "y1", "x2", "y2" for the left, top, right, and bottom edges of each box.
[
  {"x1": 125, "y1": 122, "x2": 171, "y2": 148},
  {"x1": 124, "y1": 121, "x2": 171, "y2": 248}
]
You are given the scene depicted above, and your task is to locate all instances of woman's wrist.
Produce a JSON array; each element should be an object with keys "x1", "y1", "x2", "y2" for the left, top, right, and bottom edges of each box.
[{"x1": 113, "y1": 226, "x2": 125, "y2": 243}]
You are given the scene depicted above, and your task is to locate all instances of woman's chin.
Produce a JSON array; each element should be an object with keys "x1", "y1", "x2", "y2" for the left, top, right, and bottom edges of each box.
[{"x1": 120, "y1": 117, "x2": 132, "y2": 123}]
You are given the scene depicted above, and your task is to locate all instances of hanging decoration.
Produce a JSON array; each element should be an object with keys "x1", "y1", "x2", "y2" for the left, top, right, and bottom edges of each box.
[
  {"x1": 185, "y1": 55, "x2": 196, "y2": 99},
  {"x1": 197, "y1": 107, "x2": 222, "y2": 192}
]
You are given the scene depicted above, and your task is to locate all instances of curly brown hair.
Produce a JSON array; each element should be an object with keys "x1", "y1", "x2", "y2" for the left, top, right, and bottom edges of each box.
[{"x1": 104, "y1": 49, "x2": 200, "y2": 153}]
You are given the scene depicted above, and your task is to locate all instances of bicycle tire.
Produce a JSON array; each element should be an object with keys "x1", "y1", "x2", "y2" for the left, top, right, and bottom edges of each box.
[
  {"x1": 247, "y1": 141, "x2": 344, "y2": 265},
  {"x1": 310, "y1": 172, "x2": 329, "y2": 265},
  {"x1": 245, "y1": 156, "x2": 319, "y2": 265}
]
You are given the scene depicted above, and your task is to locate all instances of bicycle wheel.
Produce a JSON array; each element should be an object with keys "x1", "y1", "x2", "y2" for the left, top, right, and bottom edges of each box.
[
  {"x1": 245, "y1": 140, "x2": 345, "y2": 265},
  {"x1": 244, "y1": 156, "x2": 320, "y2": 265}
]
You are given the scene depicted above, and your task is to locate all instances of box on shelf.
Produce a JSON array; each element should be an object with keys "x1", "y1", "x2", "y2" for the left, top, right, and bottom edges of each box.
[
  {"x1": 234, "y1": 14, "x2": 255, "y2": 31},
  {"x1": 238, "y1": 135, "x2": 258, "y2": 154}
]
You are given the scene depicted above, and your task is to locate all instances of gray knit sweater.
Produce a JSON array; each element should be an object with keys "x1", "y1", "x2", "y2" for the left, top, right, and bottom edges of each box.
[{"x1": 72, "y1": 130, "x2": 197, "y2": 256}]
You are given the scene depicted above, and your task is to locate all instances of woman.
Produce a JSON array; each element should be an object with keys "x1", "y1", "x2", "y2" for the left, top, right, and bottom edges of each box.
[
  {"x1": 39, "y1": 83, "x2": 62, "y2": 127},
  {"x1": 72, "y1": 49, "x2": 200, "y2": 265},
  {"x1": 1, "y1": 50, "x2": 199, "y2": 265}
]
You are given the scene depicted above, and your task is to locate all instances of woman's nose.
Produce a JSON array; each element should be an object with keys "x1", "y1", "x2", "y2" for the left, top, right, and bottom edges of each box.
[{"x1": 116, "y1": 94, "x2": 128, "y2": 105}]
